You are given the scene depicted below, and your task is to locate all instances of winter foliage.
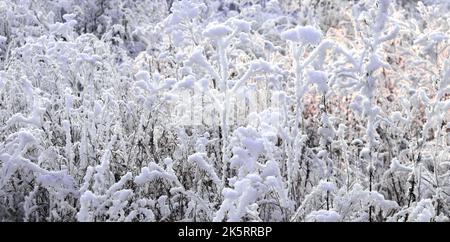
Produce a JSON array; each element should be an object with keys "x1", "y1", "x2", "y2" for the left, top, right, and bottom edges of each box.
[{"x1": 0, "y1": 0, "x2": 449, "y2": 222}]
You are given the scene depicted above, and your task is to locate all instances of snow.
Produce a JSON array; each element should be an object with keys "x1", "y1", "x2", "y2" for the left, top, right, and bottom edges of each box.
[
  {"x1": 250, "y1": 58, "x2": 274, "y2": 72},
  {"x1": 37, "y1": 171, "x2": 78, "y2": 195},
  {"x1": 306, "y1": 70, "x2": 328, "y2": 93},
  {"x1": 77, "y1": 190, "x2": 97, "y2": 222},
  {"x1": 203, "y1": 24, "x2": 232, "y2": 39},
  {"x1": 281, "y1": 25, "x2": 322, "y2": 45},
  {"x1": 160, "y1": 78, "x2": 177, "y2": 90},
  {"x1": 429, "y1": 32, "x2": 448, "y2": 42},
  {"x1": 76, "y1": 53, "x2": 101, "y2": 65},
  {"x1": 390, "y1": 111, "x2": 408, "y2": 123},
  {"x1": 49, "y1": 20, "x2": 77, "y2": 39},
  {"x1": 241, "y1": 137, "x2": 264, "y2": 157},
  {"x1": 409, "y1": 199, "x2": 435, "y2": 222},
  {"x1": 176, "y1": 75, "x2": 196, "y2": 90},
  {"x1": 306, "y1": 210, "x2": 341, "y2": 222},
  {"x1": 134, "y1": 162, "x2": 178, "y2": 185},
  {"x1": 135, "y1": 70, "x2": 151, "y2": 82},
  {"x1": 188, "y1": 152, "x2": 221, "y2": 186},
  {"x1": 261, "y1": 160, "x2": 280, "y2": 178},
  {"x1": 389, "y1": 158, "x2": 413, "y2": 173},
  {"x1": 0, "y1": 72, "x2": 5, "y2": 91},
  {"x1": 318, "y1": 180, "x2": 335, "y2": 192},
  {"x1": 0, "y1": 35, "x2": 6, "y2": 45},
  {"x1": 366, "y1": 54, "x2": 388, "y2": 73},
  {"x1": 280, "y1": 28, "x2": 300, "y2": 42},
  {"x1": 374, "y1": 0, "x2": 391, "y2": 32},
  {"x1": 189, "y1": 48, "x2": 208, "y2": 67},
  {"x1": 231, "y1": 19, "x2": 252, "y2": 33},
  {"x1": 171, "y1": 30, "x2": 184, "y2": 47}
]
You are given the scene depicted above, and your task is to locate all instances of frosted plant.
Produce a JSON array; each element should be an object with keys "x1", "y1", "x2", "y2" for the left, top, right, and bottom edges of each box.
[
  {"x1": 214, "y1": 115, "x2": 291, "y2": 222},
  {"x1": 0, "y1": 0, "x2": 449, "y2": 222}
]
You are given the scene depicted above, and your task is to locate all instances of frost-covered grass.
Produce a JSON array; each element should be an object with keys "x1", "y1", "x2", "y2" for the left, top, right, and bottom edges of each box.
[{"x1": 0, "y1": 0, "x2": 449, "y2": 222}]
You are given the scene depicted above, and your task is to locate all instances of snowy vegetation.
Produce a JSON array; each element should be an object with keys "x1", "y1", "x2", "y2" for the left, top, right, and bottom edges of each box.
[{"x1": 0, "y1": 0, "x2": 449, "y2": 222}]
